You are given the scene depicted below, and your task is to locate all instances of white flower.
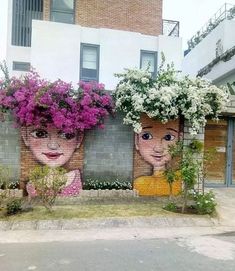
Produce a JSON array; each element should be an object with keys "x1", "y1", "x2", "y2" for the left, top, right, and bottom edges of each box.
[
  {"x1": 114, "y1": 67, "x2": 230, "y2": 134},
  {"x1": 141, "y1": 77, "x2": 149, "y2": 84}
]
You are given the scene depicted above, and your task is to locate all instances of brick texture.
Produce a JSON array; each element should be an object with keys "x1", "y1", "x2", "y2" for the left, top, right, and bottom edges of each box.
[
  {"x1": 20, "y1": 127, "x2": 84, "y2": 190},
  {"x1": 43, "y1": 0, "x2": 50, "y2": 21},
  {"x1": 43, "y1": 0, "x2": 163, "y2": 36},
  {"x1": 133, "y1": 115, "x2": 182, "y2": 196},
  {"x1": 133, "y1": 150, "x2": 152, "y2": 180}
]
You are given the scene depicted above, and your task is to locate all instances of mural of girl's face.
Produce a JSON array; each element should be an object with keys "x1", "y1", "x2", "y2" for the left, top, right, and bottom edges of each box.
[
  {"x1": 135, "y1": 117, "x2": 180, "y2": 171},
  {"x1": 22, "y1": 126, "x2": 83, "y2": 168}
]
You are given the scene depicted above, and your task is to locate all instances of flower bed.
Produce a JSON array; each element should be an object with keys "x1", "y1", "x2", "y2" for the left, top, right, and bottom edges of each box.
[{"x1": 0, "y1": 189, "x2": 23, "y2": 198}]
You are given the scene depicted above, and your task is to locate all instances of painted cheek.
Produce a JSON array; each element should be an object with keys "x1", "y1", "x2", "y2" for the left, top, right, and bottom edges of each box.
[
  {"x1": 58, "y1": 140, "x2": 78, "y2": 154},
  {"x1": 62, "y1": 139, "x2": 77, "y2": 148},
  {"x1": 29, "y1": 138, "x2": 48, "y2": 150}
]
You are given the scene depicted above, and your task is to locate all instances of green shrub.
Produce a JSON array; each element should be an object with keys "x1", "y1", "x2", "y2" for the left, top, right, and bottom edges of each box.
[
  {"x1": 29, "y1": 166, "x2": 67, "y2": 212},
  {"x1": 0, "y1": 164, "x2": 13, "y2": 208},
  {"x1": 194, "y1": 191, "x2": 216, "y2": 215},
  {"x1": 6, "y1": 198, "x2": 22, "y2": 215},
  {"x1": 83, "y1": 178, "x2": 132, "y2": 190},
  {"x1": 163, "y1": 202, "x2": 177, "y2": 212},
  {"x1": 0, "y1": 164, "x2": 11, "y2": 189}
]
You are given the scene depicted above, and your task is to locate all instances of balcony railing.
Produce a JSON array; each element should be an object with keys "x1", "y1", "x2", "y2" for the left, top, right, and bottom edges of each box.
[
  {"x1": 162, "y1": 19, "x2": 180, "y2": 37},
  {"x1": 187, "y1": 3, "x2": 235, "y2": 53},
  {"x1": 12, "y1": 0, "x2": 43, "y2": 47}
]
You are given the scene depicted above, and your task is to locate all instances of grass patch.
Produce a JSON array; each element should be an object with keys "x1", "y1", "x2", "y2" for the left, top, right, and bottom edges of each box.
[{"x1": 0, "y1": 197, "x2": 175, "y2": 221}]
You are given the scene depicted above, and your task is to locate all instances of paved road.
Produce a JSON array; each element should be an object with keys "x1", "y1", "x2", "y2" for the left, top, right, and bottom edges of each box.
[{"x1": 1, "y1": 232, "x2": 235, "y2": 271}]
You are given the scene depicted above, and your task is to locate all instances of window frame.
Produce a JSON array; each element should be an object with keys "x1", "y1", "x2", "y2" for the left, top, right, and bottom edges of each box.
[
  {"x1": 11, "y1": 0, "x2": 43, "y2": 47},
  {"x1": 50, "y1": 0, "x2": 75, "y2": 24},
  {"x1": 140, "y1": 50, "x2": 158, "y2": 78},
  {"x1": 80, "y1": 43, "x2": 100, "y2": 82},
  {"x1": 13, "y1": 61, "x2": 31, "y2": 71}
]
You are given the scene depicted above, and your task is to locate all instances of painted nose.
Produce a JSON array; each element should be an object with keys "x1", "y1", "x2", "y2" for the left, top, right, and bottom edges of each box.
[
  {"x1": 153, "y1": 140, "x2": 164, "y2": 152},
  {"x1": 47, "y1": 140, "x2": 60, "y2": 150}
]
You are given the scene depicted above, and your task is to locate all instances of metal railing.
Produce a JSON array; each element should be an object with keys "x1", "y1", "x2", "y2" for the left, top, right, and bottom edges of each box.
[
  {"x1": 12, "y1": 0, "x2": 43, "y2": 47},
  {"x1": 187, "y1": 3, "x2": 235, "y2": 52},
  {"x1": 162, "y1": 19, "x2": 180, "y2": 37}
]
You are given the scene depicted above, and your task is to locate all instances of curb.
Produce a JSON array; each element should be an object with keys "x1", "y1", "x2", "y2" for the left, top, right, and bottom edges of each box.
[{"x1": 0, "y1": 215, "x2": 218, "y2": 231}]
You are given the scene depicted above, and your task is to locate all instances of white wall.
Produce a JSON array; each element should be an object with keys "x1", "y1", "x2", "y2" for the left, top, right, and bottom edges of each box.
[
  {"x1": 207, "y1": 54, "x2": 235, "y2": 82},
  {"x1": 31, "y1": 21, "x2": 81, "y2": 83},
  {"x1": 0, "y1": 0, "x2": 10, "y2": 76},
  {"x1": 183, "y1": 19, "x2": 235, "y2": 78},
  {"x1": 6, "y1": 17, "x2": 183, "y2": 89},
  {"x1": 158, "y1": 35, "x2": 183, "y2": 71},
  {"x1": 2, "y1": 0, "x2": 31, "y2": 77},
  {"x1": 29, "y1": 20, "x2": 182, "y2": 90}
]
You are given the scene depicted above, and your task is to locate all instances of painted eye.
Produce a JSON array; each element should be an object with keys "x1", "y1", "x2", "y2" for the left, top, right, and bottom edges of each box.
[
  {"x1": 59, "y1": 132, "x2": 76, "y2": 140},
  {"x1": 163, "y1": 134, "x2": 175, "y2": 141},
  {"x1": 141, "y1": 132, "x2": 153, "y2": 140},
  {"x1": 30, "y1": 129, "x2": 48, "y2": 139}
]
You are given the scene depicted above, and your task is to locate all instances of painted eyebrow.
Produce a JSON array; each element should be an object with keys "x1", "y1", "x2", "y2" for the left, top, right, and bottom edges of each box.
[
  {"x1": 142, "y1": 126, "x2": 153, "y2": 129},
  {"x1": 166, "y1": 128, "x2": 178, "y2": 133}
]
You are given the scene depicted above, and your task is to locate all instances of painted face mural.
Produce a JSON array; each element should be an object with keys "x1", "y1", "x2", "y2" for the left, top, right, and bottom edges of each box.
[
  {"x1": 22, "y1": 126, "x2": 83, "y2": 168},
  {"x1": 22, "y1": 126, "x2": 84, "y2": 197},
  {"x1": 134, "y1": 116, "x2": 182, "y2": 196},
  {"x1": 135, "y1": 118, "x2": 180, "y2": 171}
]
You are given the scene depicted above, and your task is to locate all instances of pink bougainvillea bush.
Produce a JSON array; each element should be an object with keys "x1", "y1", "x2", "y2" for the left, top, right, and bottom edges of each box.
[{"x1": 0, "y1": 71, "x2": 114, "y2": 132}]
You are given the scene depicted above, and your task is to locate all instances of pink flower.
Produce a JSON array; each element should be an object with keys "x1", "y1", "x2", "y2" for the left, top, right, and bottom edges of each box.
[{"x1": 0, "y1": 72, "x2": 114, "y2": 132}]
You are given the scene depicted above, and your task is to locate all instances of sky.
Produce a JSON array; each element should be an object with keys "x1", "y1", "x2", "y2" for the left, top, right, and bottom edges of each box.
[{"x1": 163, "y1": 0, "x2": 235, "y2": 49}]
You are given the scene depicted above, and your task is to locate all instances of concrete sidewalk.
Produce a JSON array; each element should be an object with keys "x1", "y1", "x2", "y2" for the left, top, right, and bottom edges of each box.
[
  {"x1": 0, "y1": 214, "x2": 216, "y2": 231},
  {"x1": 209, "y1": 187, "x2": 235, "y2": 226}
]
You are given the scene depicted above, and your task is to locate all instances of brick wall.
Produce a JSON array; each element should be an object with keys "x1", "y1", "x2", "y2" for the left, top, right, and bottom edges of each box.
[
  {"x1": 20, "y1": 127, "x2": 84, "y2": 189},
  {"x1": 43, "y1": 0, "x2": 50, "y2": 20},
  {"x1": 43, "y1": 0, "x2": 163, "y2": 36}
]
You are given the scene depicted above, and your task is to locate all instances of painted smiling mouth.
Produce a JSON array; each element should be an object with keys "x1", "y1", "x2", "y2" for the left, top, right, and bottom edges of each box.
[
  {"x1": 151, "y1": 155, "x2": 165, "y2": 161},
  {"x1": 43, "y1": 153, "x2": 63, "y2": 160}
]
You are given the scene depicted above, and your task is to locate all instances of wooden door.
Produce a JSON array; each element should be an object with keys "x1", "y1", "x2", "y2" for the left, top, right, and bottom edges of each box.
[{"x1": 204, "y1": 119, "x2": 227, "y2": 185}]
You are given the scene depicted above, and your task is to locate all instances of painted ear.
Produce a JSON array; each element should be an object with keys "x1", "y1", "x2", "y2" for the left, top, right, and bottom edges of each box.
[
  {"x1": 178, "y1": 132, "x2": 183, "y2": 141},
  {"x1": 135, "y1": 133, "x2": 139, "y2": 151},
  {"x1": 76, "y1": 133, "x2": 84, "y2": 149},
  {"x1": 21, "y1": 127, "x2": 30, "y2": 147}
]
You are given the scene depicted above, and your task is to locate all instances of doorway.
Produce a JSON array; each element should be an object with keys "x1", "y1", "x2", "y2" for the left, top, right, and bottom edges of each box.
[
  {"x1": 204, "y1": 118, "x2": 235, "y2": 187},
  {"x1": 204, "y1": 119, "x2": 228, "y2": 186}
]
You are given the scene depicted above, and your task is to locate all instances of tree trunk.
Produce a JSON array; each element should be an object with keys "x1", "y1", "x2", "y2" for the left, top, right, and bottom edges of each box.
[
  {"x1": 169, "y1": 183, "x2": 173, "y2": 201},
  {"x1": 182, "y1": 184, "x2": 188, "y2": 213}
]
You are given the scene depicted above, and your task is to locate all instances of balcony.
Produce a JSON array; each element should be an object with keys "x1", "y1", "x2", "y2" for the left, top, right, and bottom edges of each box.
[
  {"x1": 187, "y1": 3, "x2": 235, "y2": 53},
  {"x1": 162, "y1": 19, "x2": 180, "y2": 37}
]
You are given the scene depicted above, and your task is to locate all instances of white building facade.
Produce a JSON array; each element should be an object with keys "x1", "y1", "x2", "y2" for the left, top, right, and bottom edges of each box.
[
  {"x1": 1, "y1": 0, "x2": 182, "y2": 90},
  {"x1": 183, "y1": 4, "x2": 235, "y2": 187},
  {"x1": 0, "y1": 0, "x2": 183, "y2": 183}
]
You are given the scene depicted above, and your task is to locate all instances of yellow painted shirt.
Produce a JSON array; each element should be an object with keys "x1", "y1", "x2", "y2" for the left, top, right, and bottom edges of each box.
[{"x1": 133, "y1": 171, "x2": 181, "y2": 196}]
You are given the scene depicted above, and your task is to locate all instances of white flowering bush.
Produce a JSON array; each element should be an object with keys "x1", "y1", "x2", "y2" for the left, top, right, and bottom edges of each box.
[
  {"x1": 193, "y1": 190, "x2": 216, "y2": 215},
  {"x1": 114, "y1": 65, "x2": 229, "y2": 134}
]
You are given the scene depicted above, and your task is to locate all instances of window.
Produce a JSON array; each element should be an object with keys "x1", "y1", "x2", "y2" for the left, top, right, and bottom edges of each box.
[
  {"x1": 13, "y1": 61, "x2": 30, "y2": 71},
  {"x1": 140, "y1": 50, "x2": 158, "y2": 78},
  {"x1": 80, "y1": 44, "x2": 100, "y2": 82},
  {"x1": 51, "y1": 0, "x2": 75, "y2": 24},
  {"x1": 12, "y1": 0, "x2": 43, "y2": 47}
]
